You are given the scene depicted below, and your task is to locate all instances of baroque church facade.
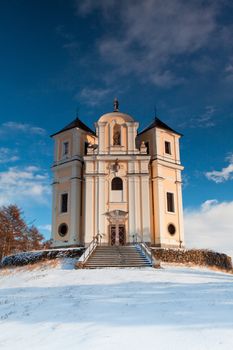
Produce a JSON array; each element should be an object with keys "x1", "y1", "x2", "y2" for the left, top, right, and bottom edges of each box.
[{"x1": 51, "y1": 100, "x2": 184, "y2": 248}]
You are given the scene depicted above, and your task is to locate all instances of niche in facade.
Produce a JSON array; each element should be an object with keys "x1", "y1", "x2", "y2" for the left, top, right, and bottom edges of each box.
[{"x1": 113, "y1": 124, "x2": 121, "y2": 146}]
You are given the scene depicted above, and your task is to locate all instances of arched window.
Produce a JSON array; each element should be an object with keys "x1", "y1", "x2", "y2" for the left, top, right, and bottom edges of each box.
[
  {"x1": 113, "y1": 124, "x2": 121, "y2": 145},
  {"x1": 111, "y1": 177, "x2": 123, "y2": 191}
]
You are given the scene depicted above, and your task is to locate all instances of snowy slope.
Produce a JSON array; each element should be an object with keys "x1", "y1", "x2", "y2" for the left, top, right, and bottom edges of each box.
[{"x1": 0, "y1": 260, "x2": 233, "y2": 350}]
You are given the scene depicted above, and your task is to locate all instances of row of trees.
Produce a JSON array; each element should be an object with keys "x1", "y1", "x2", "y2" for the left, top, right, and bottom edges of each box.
[{"x1": 0, "y1": 205, "x2": 50, "y2": 260}]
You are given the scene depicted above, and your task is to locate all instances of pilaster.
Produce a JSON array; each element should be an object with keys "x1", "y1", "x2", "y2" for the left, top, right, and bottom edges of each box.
[
  {"x1": 51, "y1": 180, "x2": 58, "y2": 242},
  {"x1": 97, "y1": 175, "x2": 106, "y2": 237},
  {"x1": 84, "y1": 176, "x2": 95, "y2": 244},
  {"x1": 152, "y1": 175, "x2": 165, "y2": 246},
  {"x1": 141, "y1": 176, "x2": 151, "y2": 242},
  {"x1": 128, "y1": 177, "x2": 136, "y2": 242},
  {"x1": 176, "y1": 179, "x2": 185, "y2": 246},
  {"x1": 98, "y1": 122, "x2": 107, "y2": 154}
]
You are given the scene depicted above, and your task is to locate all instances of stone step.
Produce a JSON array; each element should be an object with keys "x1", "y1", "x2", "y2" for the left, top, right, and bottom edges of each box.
[
  {"x1": 89, "y1": 255, "x2": 146, "y2": 259},
  {"x1": 83, "y1": 245, "x2": 151, "y2": 268},
  {"x1": 86, "y1": 260, "x2": 146, "y2": 263},
  {"x1": 85, "y1": 265, "x2": 149, "y2": 268},
  {"x1": 85, "y1": 262, "x2": 148, "y2": 266}
]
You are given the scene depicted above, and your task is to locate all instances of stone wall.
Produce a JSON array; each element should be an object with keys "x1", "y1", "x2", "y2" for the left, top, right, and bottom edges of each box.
[
  {"x1": 151, "y1": 248, "x2": 233, "y2": 272},
  {"x1": 0, "y1": 248, "x2": 85, "y2": 268}
]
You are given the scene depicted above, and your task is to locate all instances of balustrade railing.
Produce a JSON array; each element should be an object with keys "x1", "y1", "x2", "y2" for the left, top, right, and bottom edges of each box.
[
  {"x1": 133, "y1": 233, "x2": 160, "y2": 268},
  {"x1": 76, "y1": 233, "x2": 102, "y2": 268}
]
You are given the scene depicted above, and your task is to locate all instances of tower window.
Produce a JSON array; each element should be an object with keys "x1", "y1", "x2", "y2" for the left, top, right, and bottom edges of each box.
[
  {"x1": 167, "y1": 192, "x2": 175, "y2": 213},
  {"x1": 63, "y1": 141, "x2": 69, "y2": 156},
  {"x1": 84, "y1": 141, "x2": 89, "y2": 155},
  {"x1": 165, "y1": 141, "x2": 171, "y2": 155},
  {"x1": 113, "y1": 124, "x2": 121, "y2": 146},
  {"x1": 61, "y1": 193, "x2": 68, "y2": 213},
  {"x1": 145, "y1": 141, "x2": 150, "y2": 154},
  {"x1": 111, "y1": 177, "x2": 123, "y2": 191}
]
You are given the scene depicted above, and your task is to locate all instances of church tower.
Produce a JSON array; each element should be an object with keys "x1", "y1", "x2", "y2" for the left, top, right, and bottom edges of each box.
[
  {"x1": 50, "y1": 118, "x2": 97, "y2": 246},
  {"x1": 137, "y1": 117, "x2": 184, "y2": 247},
  {"x1": 51, "y1": 100, "x2": 184, "y2": 248}
]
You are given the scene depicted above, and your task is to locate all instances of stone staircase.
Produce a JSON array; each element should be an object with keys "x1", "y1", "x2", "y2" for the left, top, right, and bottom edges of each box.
[{"x1": 83, "y1": 245, "x2": 152, "y2": 268}]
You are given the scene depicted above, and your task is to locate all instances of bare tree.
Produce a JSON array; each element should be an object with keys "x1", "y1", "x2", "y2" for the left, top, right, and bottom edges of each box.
[{"x1": 0, "y1": 205, "x2": 50, "y2": 260}]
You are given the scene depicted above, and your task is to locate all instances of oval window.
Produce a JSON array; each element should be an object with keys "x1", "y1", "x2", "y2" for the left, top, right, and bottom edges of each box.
[
  {"x1": 168, "y1": 224, "x2": 176, "y2": 236},
  {"x1": 58, "y1": 223, "x2": 68, "y2": 237}
]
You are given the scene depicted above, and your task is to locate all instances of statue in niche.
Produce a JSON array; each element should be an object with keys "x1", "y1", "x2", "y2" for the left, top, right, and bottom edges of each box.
[{"x1": 113, "y1": 124, "x2": 121, "y2": 145}]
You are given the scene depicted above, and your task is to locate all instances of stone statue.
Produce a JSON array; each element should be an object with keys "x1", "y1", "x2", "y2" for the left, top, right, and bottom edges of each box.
[
  {"x1": 113, "y1": 130, "x2": 121, "y2": 145},
  {"x1": 113, "y1": 98, "x2": 119, "y2": 112}
]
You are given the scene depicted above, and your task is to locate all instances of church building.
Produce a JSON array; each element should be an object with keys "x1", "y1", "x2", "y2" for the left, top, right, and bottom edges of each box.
[{"x1": 51, "y1": 99, "x2": 184, "y2": 248}]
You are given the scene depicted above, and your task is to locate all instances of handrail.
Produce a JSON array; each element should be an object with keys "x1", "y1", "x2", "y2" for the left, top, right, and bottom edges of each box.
[
  {"x1": 76, "y1": 233, "x2": 102, "y2": 268},
  {"x1": 133, "y1": 233, "x2": 160, "y2": 268}
]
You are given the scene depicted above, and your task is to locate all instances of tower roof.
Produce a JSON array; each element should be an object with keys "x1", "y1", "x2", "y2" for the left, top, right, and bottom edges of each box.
[
  {"x1": 50, "y1": 117, "x2": 96, "y2": 137},
  {"x1": 138, "y1": 117, "x2": 183, "y2": 136}
]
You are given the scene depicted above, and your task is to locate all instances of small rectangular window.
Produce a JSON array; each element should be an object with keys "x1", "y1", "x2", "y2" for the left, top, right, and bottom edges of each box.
[
  {"x1": 63, "y1": 142, "x2": 69, "y2": 156},
  {"x1": 165, "y1": 141, "x2": 171, "y2": 155},
  {"x1": 167, "y1": 192, "x2": 175, "y2": 213},
  {"x1": 145, "y1": 141, "x2": 150, "y2": 155},
  {"x1": 84, "y1": 141, "x2": 89, "y2": 155},
  {"x1": 61, "y1": 193, "x2": 68, "y2": 213}
]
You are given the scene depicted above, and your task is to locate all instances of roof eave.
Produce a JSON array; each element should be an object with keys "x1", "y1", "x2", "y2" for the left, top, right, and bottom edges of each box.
[
  {"x1": 138, "y1": 126, "x2": 183, "y2": 137},
  {"x1": 50, "y1": 128, "x2": 96, "y2": 138}
]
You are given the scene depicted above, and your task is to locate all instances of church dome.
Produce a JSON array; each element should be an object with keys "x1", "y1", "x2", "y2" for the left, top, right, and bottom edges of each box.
[
  {"x1": 98, "y1": 98, "x2": 134, "y2": 123},
  {"x1": 98, "y1": 111, "x2": 134, "y2": 123}
]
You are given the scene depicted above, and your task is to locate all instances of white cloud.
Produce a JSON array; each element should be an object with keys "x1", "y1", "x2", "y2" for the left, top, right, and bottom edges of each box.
[
  {"x1": 76, "y1": 0, "x2": 219, "y2": 87},
  {"x1": 38, "y1": 224, "x2": 51, "y2": 232},
  {"x1": 206, "y1": 154, "x2": 233, "y2": 183},
  {"x1": 77, "y1": 87, "x2": 112, "y2": 106},
  {"x1": 201, "y1": 199, "x2": 218, "y2": 212},
  {"x1": 184, "y1": 200, "x2": 233, "y2": 258},
  {"x1": 0, "y1": 148, "x2": 19, "y2": 164},
  {"x1": 0, "y1": 166, "x2": 51, "y2": 206},
  {"x1": 0, "y1": 122, "x2": 46, "y2": 136}
]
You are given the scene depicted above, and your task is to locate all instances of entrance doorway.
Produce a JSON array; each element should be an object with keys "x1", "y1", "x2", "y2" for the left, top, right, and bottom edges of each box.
[
  {"x1": 110, "y1": 225, "x2": 125, "y2": 246},
  {"x1": 105, "y1": 210, "x2": 128, "y2": 246}
]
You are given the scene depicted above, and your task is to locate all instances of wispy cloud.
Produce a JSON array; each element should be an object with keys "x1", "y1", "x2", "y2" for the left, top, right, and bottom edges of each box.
[
  {"x1": 77, "y1": 87, "x2": 112, "y2": 106},
  {"x1": 55, "y1": 25, "x2": 79, "y2": 53},
  {"x1": 184, "y1": 200, "x2": 233, "y2": 258},
  {"x1": 179, "y1": 105, "x2": 217, "y2": 129},
  {"x1": 76, "y1": 0, "x2": 219, "y2": 87},
  {"x1": 205, "y1": 153, "x2": 233, "y2": 183},
  {"x1": 76, "y1": 0, "x2": 116, "y2": 16},
  {"x1": 0, "y1": 166, "x2": 51, "y2": 206},
  {"x1": 195, "y1": 106, "x2": 216, "y2": 128},
  {"x1": 0, "y1": 122, "x2": 46, "y2": 136},
  {"x1": 0, "y1": 147, "x2": 19, "y2": 164},
  {"x1": 225, "y1": 58, "x2": 233, "y2": 82}
]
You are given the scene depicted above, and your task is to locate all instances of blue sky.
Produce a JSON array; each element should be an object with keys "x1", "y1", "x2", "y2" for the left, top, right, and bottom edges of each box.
[{"x1": 0, "y1": 0, "x2": 233, "y2": 248}]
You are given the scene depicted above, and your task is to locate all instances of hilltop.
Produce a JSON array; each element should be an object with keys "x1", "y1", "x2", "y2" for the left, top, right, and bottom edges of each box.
[{"x1": 0, "y1": 260, "x2": 233, "y2": 350}]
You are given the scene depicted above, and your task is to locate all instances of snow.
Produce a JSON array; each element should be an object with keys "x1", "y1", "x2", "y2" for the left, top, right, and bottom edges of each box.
[
  {"x1": 0, "y1": 261, "x2": 233, "y2": 350},
  {"x1": 1, "y1": 248, "x2": 84, "y2": 267}
]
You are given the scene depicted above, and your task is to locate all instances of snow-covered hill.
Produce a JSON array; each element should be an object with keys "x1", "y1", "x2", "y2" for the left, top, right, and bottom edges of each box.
[{"x1": 0, "y1": 260, "x2": 233, "y2": 350}]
